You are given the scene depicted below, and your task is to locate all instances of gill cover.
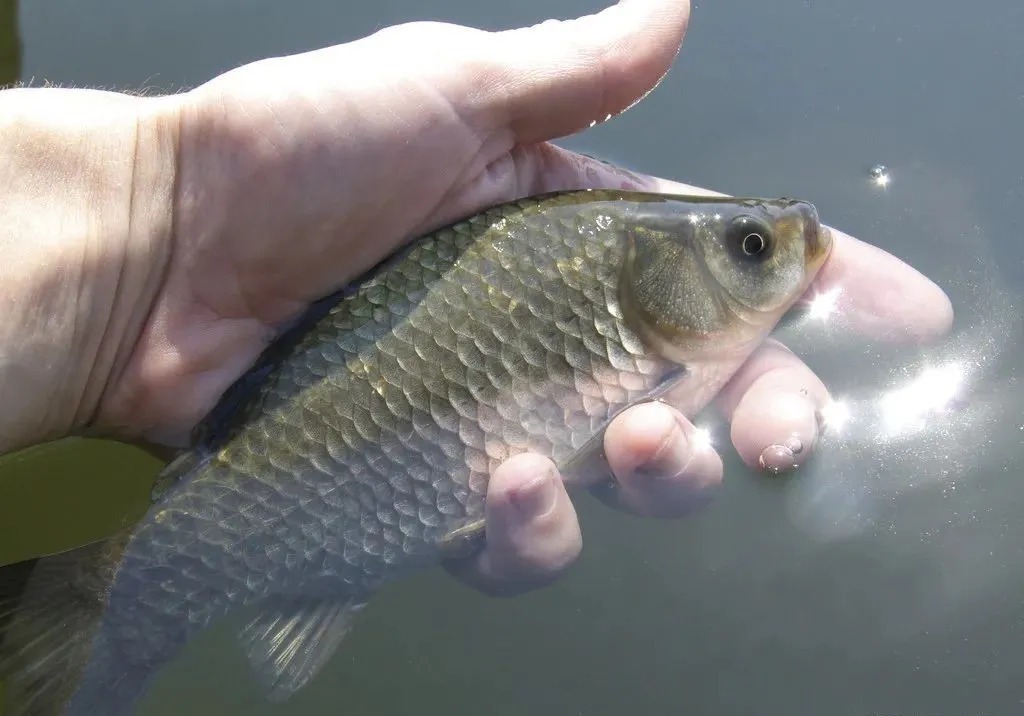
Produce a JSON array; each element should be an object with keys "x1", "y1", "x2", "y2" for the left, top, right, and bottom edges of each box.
[{"x1": 618, "y1": 197, "x2": 822, "y2": 360}]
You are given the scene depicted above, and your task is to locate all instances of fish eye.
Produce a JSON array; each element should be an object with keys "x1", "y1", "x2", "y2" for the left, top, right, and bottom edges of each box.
[
  {"x1": 727, "y1": 216, "x2": 773, "y2": 261},
  {"x1": 742, "y1": 232, "x2": 766, "y2": 256}
]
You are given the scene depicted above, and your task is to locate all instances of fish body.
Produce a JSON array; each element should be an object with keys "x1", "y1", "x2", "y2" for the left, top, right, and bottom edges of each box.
[{"x1": 1, "y1": 190, "x2": 831, "y2": 715}]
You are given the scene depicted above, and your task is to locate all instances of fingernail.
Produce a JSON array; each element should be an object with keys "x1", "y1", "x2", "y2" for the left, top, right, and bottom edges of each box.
[
  {"x1": 510, "y1": 467, "x2": 558, "y2": 519},
  {"x1": 758, "y1": 443, "x2": 799, "y2": 475},
  {"x1": 633, "y1": 416, "x2": 690, "y2": 481}
]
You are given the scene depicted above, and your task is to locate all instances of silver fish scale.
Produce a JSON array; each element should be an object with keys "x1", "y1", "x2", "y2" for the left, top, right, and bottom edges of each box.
[{"x1": 85, "y1": 192, "x2": 678, "y2": 687}]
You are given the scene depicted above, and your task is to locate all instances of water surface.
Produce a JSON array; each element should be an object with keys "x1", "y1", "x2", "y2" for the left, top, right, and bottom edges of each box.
[
  {"x1": 2, "y1": 0, "x2": 1022, "y2": 714},
  {"x1": 0, "y1": 0, "x2": 16, "y2": 86}
]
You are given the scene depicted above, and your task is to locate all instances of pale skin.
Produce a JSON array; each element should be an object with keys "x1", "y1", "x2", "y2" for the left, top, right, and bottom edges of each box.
[{"x1": 0, "y1": 0, "x2": 951, "y2": 595}]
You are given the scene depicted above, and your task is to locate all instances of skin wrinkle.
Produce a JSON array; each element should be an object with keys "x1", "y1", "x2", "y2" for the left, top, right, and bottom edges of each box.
[
  {"x1": 122, "y1": 114, "x2": 180, "y2": 370},
  {"x1": 0, "y1": 89, "x2": 167, "y2": 448},
  {"x1": 78, "y1": 122, "x2": 143, "y2": 430},
  {"x1": 70, "y1": 232, "x2": 105, "y2": 429},
  {"x1": 88, "y1": 101, "x2": 182, "y2": 438},
  {"x1": 641, "y1": 411, "x2": 693, "y2": 479},
  {"x1": 45, "y1": 243, "x2": 81, "y2": 430},
  {"x1": 141, "y1": 98, "x2": 306, "y2": 426}
]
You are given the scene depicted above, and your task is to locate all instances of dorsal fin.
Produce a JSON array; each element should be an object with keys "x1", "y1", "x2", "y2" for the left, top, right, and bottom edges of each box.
[{"x1": 238, "y1": 597, "x2": 366, "y2": 702}]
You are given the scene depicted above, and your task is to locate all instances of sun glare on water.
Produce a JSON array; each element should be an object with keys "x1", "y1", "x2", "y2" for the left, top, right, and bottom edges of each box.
[
  {"x1": 691, "y1": 426, "x2": 714, "y2": 452},
  {"x1": 815, "y1": 362, "x2": 968, "y2": 445},
  {"x1": 869, "y1": 164, "x2": 891, "y2": 189},
  {"x1": 807, "y1": 287, "x2": 843, "y2": 322},
  {"x1": 819, "y1": 399, "x2": 852, "y2": 433},
  {"x1": 879, "y1": 362, "x2": 966, "y2": 437}
]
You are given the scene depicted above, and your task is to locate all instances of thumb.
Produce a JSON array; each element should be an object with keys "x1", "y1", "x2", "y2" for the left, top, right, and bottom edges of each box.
[{"x1": 480, "y1": 0, "x2": 691, "y2": 143}]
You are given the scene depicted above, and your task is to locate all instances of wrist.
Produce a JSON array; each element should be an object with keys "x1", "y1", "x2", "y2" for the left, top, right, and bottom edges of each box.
[{"x1": 0, "y1": 87, "x2": 179, "y2": 452}]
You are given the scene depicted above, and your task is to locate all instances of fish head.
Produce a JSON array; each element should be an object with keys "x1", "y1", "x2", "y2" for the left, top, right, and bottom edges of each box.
[{"x1": 618, "y1": 195, "x2": 833, "y2": 363}]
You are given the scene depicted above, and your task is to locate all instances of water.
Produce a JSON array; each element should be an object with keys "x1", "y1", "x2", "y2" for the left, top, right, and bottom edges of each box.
[
  {"x1": 2, "y1": 0, "x2": 1023, "y2": 714},
  {"x1": 0, "y1": 0, "x2": 15, "y2": 86}
]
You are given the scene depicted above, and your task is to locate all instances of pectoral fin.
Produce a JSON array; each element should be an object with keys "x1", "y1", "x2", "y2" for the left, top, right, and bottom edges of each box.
[
  {"x1": 150, "y1": 451, "x2": 205, "y2": 502},
  {"x1": 439, "y1": 518, "x2": 487, "y2": 559},
  {"x1": 238, "y1": 597, "x2": 366, "y2": 702},
  {"x1": 558, "y1": 366, "x2": 687, "y2": 488}
]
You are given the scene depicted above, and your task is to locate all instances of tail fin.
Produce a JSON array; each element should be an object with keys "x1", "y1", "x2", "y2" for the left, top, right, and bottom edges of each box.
[{"x1": 0, "y1": 532, "x2": 129, "y2": 716}]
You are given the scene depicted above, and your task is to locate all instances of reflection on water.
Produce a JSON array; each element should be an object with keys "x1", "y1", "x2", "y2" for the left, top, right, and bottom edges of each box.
[
  {"x1": 869, "y1": 163, "x2": 892, "y2": 189},
  {"x1": 816, "y1": 355, "x2": 970, "y2": 442},
  {"x1": 0, "y1": 0, "x2": 19, "y2": 86}
]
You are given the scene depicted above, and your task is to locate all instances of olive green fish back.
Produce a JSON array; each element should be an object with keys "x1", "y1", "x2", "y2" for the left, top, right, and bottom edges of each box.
[{"x1": 188, "y1": 191, "x2": 676, "y2": 583}]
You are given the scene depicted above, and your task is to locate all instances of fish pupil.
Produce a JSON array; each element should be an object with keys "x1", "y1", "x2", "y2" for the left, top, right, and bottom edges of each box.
[
  {"x1": 726, "y1": 215, "x2": 772, "y2": 262},
  {"x1": 742, "y1": 232, "x2": 766, "y2": 256}
]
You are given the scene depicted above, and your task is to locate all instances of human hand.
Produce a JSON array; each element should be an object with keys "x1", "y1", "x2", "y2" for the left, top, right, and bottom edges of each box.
[{"x1": 13, "y1": 0, "x2": 951, "y2": 594}]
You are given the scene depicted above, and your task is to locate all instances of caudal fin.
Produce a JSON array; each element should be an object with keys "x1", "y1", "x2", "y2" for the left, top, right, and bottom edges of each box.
[{"x1": 0, "y1": 532, "x2": 129, "y2": 716}]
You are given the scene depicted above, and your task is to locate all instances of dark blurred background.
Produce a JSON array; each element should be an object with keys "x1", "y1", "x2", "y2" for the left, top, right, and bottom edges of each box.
[{"x1": 0, "y1": 0, "x2": 19, "y2": 86}]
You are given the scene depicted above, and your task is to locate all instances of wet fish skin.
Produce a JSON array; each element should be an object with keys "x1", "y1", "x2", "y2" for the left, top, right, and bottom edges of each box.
[{"x1": 1, "y1": 189, "x2": 831, "y2": 715}]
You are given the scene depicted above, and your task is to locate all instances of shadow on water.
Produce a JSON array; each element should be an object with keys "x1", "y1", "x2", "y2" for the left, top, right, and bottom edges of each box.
[
  {"x1": 0, "y1": 0, "x2": 20, "y2": 86},
  {"x1": 0, "y1": 437, "x2": 159, "y2": 714},
  {"x1": 0, "y1": 439, "x2": 159, "y2": 566}
]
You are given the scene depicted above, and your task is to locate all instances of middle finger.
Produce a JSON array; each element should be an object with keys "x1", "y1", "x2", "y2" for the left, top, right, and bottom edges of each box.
[{"x1": 715, "y1": 339, "x2": 830, "y2": 474}]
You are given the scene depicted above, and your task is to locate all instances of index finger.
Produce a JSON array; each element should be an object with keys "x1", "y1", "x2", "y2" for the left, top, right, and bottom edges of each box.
[{"x1": 803, "y1": 228, "x2": 953, "y2": 343}]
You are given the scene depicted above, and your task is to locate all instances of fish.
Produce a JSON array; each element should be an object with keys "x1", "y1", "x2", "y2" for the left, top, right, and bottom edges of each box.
[{"x1": 0, "y1": 189, "x2": 832, "y2": 715}]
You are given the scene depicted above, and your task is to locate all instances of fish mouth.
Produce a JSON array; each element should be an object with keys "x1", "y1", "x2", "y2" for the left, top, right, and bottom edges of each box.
[
  {"x1": 775, "y1": 200, "x2": 834, "y2": 274},
  {"x1": 795, "y1": 201, "x2": 834, "y2": 272},
  {"x1": 805, "y1": 218, "x2": 834, "y2": 274}
]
